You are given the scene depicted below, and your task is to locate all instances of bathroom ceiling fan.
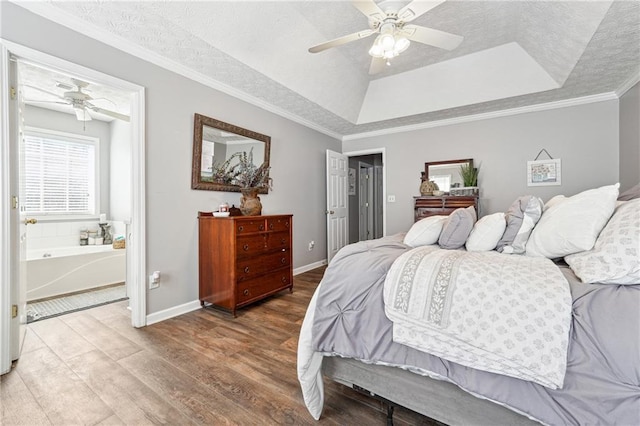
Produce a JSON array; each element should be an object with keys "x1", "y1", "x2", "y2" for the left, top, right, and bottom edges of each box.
[
  {"x1": 308, "y1": 0, "x2": 463, "y2": 74},
  {"x1": 23, "y1": 78, "x2": 130, "y2": 122}
]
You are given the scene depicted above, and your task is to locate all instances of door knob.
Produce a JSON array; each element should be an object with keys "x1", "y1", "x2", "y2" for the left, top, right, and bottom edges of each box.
[
  {"x1": 326, "y1": 210, "x2": 335, "y2": 215},
  {"x1": 24, "y1": 218, "x2": 37, "y2": 225}
]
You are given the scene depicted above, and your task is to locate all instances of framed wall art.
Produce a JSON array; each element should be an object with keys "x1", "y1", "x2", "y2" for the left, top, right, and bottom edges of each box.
[{"x1": 527, "y1": 158, "x2": 561, "y2": 186}]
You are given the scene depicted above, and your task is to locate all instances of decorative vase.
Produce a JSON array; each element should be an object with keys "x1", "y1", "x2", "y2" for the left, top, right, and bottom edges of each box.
[
  {"x1": 420, "y1": 180, "x2": 439, "y2": 196},
  {"x1": 240, "y1": 187, "x2": 262, "y2": 216}
]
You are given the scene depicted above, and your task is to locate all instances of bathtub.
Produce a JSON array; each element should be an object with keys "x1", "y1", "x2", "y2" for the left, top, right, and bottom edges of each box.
[{"x1": 26, "y1": 245, "x2": 126, "y2": 302}]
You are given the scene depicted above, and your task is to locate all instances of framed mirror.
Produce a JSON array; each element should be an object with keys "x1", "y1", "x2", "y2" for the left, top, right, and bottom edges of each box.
[
  {"x1": 191, "y1": 113, "x2": 271, "y2": 193},
  {"x1": 424, "y1": 158, "x2": 473, "y2": 192}
]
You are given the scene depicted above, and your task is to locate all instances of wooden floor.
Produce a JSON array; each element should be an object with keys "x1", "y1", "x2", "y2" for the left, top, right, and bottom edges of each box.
[{"x1": 1, "y1": 267, "x2": 436, "y2": 425}]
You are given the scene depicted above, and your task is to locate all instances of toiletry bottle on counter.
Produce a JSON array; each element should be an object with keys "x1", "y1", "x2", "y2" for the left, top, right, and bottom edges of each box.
[
  {"x1": 219, "y1": 202, "x2": 229, "y2": 212},
  {"x1": 80, "y1": 229, "x2": 88, "y2": 246}
]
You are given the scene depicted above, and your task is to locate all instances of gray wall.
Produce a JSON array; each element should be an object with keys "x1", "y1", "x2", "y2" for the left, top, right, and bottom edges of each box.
[
  {"x1": 343, "y1": 100, "x2": 620, "y2": 235},
  {"x1": 24, "y1": 105, "x2": 111, "y2": 216},
  {"x1": 619, "y1": 82, "x2": 640, "y2": 191},
  {"x1": 2, "y1": 3, "x2": 340, "y2": 315},
  {"x1": 109, "y1": 119, "x2": 131, "y2": 226}
]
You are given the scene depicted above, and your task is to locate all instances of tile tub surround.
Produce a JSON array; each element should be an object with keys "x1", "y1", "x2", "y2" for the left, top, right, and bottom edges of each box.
[{"x1": 26, "y1": 219, "x2": 126, "y2": 250}]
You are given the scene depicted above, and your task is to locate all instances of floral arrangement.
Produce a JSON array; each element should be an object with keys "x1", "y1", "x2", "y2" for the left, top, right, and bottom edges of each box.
[{"x1": 210, "y1": 149, "x2": 272, "y2": 190}]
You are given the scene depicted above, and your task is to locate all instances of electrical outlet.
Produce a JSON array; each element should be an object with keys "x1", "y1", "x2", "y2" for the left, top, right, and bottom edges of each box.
[
  {"x1": 308, "y1": 240, "x2": 315, "y2": 251},
  {"x1": 148, "y1": 271, "x2": 160, "y2": 290},
  {"x1": 387, "y1": 195, "x2": 396, "y2": 202}
]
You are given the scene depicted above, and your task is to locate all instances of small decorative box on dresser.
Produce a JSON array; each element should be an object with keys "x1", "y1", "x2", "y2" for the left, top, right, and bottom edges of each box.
[
  {"x1": 198, "y1": 213, "x2": 293, "y2": 316},
  {"x1": 414, "y1": 196, "x2": 478, "y2": 222}
]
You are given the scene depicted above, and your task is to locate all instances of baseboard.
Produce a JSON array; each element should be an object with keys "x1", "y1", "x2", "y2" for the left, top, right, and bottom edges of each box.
[
  {"x1": 294, "y1": 260, "x2": 327, "y2": 275},
  {"x1": 146, "y1": 299, "x2": 202, "y2": 326},
  {"x1": 145, "y1": 261, "x2": 327, "y2": 325}
]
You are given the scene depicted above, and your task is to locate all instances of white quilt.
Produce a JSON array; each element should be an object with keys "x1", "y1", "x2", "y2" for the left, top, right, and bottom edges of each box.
[{"x1": 384, "y1": 247, "x2": 572, "y2": 389}]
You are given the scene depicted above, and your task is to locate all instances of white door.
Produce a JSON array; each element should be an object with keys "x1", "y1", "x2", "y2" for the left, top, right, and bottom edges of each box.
[
  {"x1": 9, "y1": 55, "x2": 27, "y2": 364},
  {"x1": 326, "y1": 150, "x2": 348, "y2": 264}
]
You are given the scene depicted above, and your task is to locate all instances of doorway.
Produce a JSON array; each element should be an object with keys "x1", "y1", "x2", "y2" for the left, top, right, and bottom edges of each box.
[
  {"x1": 0, "y1": 41, "x2": 147, "y2": 374},
  {"x1": 347, "y1": 151, "x2": 385, "y2": 244}
]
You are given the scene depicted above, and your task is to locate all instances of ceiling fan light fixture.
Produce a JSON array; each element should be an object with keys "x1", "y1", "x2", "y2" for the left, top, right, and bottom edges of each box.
[
  {"x1": 394, "y1": 37, "x2": 410, "y2": 54},
  {"x1": 368, "y1": 42, "x2": 384, "y2": 58},
  {"x1": 379, "y1": 33, "x2": 395, "y2": 50}
]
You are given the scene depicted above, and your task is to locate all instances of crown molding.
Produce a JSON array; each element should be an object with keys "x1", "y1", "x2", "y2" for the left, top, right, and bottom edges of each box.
[
  {"x1": 342, "y1": 92, "x2": 619, "y2": 141},
  {"x1": 12, "y1": 1, "x2": 343, "y2": 141},
  {"x1": 615, "y1": 72, "x2": 640, "y2": 97}
]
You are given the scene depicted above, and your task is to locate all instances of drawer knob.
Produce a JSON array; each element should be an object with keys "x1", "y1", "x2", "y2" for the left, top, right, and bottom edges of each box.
[
  {"x1": 259, "y1": 224, "x2": 264, "y2": 231},
  {"x1": 269, "y1": 223, "x2": 274, "y2": 230},
  {"x1": 243, "y1": 289, "x2": 249, "y2": 296},
  {"x1": 280, "y1": 258, "x2": 286, "y2": 264},
  {"x1": 243, "y1": 244, "x2": 249, "y2": 251},
  {"x1": 281, "y1": 276, "x2": 287, "y2": 283},
  {"x1": 244, "y1": 266, "x2": 250, "y2": 273},
  {"x1": 238, "y1": 226, "x2": 244, "y2": 232}
]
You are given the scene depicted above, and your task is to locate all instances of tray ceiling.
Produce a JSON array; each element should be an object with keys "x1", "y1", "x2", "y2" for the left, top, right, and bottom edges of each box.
[{"x1": 13, "y1": 0, "x2": 640, "y2": 137}]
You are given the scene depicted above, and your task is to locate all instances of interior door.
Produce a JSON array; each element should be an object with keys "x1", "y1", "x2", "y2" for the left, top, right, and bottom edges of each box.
[
  {"x1": 358, "y1": 163, "x2": 371, "y2": 241},
  {"x1": 9, "y1": 56, "x2": 27, "y2": 362},
  {"x1": 326, "y1": 150, "x2": 348, "y2": 264}
]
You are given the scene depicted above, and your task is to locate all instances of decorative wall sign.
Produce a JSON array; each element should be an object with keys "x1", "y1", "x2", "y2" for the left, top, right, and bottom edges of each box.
[{"x1": 527, "y1": 158, "x2": 561, "y2": 186}]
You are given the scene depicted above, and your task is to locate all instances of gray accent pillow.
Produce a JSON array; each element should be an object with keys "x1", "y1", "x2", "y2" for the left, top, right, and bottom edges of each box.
[
  {"x1": 496, "y1": 196, "x2": 543, "y2": 254},
  {"x1": 618, "y1": 183, "x2": 640, "y2": 201},
  {"x1": 438, "y1": 206, "x2": 477, "y2": 249}
]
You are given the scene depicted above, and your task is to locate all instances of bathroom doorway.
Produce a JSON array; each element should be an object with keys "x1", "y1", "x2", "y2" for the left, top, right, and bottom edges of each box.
[{"x1": 18, "y1": 60, "x2": 133, "y2": 322}]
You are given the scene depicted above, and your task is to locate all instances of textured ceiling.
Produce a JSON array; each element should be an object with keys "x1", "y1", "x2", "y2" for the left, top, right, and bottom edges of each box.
[{"x1": 14, "y1": 0, "x2": 640, "y2": 137}]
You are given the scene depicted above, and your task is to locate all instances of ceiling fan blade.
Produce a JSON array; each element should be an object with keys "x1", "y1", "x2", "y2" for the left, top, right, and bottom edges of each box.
[
  {"x1": 87, "y1": 105, "x2": 130, "y2": 122},
  {"x1": 398, "y1": 0, "x2": 446, "y2": 23},
  {"x1": 309, "y1": 29, "x2": 375, "y2": 53},
  {"x1": 400, "y1": 25, "x2": 463, "y2": 50},
  {"x1": 55, "y1": 81, "x2": 74, "y2": 91},
  {"x1": 352, "y1": 0, "x2": 386, "y2": 21},
  {"x1": 22, "y1": 84, "x2": 66, "y2": 101},
  {"x1": 74, "y1": 107, "x2": 92, "y2": 122},
  {"x1": 369, "y1": 57, "x2": 387, "y2": 75}
]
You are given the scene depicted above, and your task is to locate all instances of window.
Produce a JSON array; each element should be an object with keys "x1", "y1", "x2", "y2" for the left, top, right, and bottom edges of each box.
[{"x1": 24, "y1": 129, "x2": 99, "y2": 216}]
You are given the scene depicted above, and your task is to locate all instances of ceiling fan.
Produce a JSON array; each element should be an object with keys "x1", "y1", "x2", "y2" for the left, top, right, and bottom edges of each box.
[
  {"x1": 24, "y1": 78, "x2": 130, "y2": 122},
  {"x1": 308, "y1": 0, "x2": 463, "y2": 75}
]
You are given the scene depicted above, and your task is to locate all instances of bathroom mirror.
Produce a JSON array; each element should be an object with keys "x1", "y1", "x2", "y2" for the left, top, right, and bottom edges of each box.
[
  {"x1": 191, "y1": 113, "x2": 271, "y2": 193},
  {"x1": 424, "y1": 159, "x2": 473, "y2": 191}
]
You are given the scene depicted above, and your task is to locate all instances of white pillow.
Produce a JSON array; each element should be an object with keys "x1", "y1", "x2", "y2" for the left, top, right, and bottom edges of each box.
[
  {"x1": 404, "y1": 216, "x2": 447, "y2": 247},
  {"x1": 526, "y1": 183, "x2": 620, "y2": 258},
  {"x1": 565, "y1": 199, "x2": 640, "y2": 284},
  {"x1": 466, "y1": 212, "x2": 507, "y2": 251}
]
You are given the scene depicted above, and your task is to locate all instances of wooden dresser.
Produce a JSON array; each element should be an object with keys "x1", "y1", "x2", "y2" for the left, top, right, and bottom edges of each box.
[
  {"x1": 198, "y1": 213, "x2": 293, "y2": 316},
  {"x1": 414, "y1": 196, "x2": 478, "y2": 222}
]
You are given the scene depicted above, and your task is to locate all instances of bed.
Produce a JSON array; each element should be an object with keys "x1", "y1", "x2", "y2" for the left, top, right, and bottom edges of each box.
[{"x1": 298, "y1": 184, "x2": 640, "y2": 425}]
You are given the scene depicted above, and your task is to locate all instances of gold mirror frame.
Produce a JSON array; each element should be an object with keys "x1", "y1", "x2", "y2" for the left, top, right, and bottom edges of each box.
[{"x1": 191, "y1": 113, "x2": 271, "y2": 193}]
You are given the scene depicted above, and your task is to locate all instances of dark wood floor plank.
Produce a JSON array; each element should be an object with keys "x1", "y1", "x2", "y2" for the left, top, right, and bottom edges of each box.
[
  {"x1": 65, "y1": 349, "x2": 194, "y2": 426},
  {"x1": 118, "y1": 350, "x2": 259, "y2": 425}
]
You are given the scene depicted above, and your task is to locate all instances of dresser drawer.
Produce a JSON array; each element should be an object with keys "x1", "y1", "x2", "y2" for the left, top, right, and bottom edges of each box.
[
  {"x1": 267, "y1": 216, "x2": 291, "y2": 232},
  {"x1": 236, "y1": 234, "x2": 267, "y2": 258},
  {"x1": 236, "y1": 249, "x2": 291, "y2": 281},
  {"x1": 236, "y1": 271, "x2": 292, "y2": 304},
  {"x1": 235, "y1": 219, "x2": 266, "y2": 234},
  {"x1": 266, "y1": 231, "x2": 290, "y2": 250}
]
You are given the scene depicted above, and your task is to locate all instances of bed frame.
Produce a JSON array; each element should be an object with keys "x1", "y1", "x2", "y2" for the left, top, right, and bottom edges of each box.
[{"x1": 323, "y1": 357, "x2": 539, "y2": 425}]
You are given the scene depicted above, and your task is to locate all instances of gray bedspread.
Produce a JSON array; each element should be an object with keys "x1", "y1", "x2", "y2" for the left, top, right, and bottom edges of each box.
[{"x1": 311, "y1": 234, "x2": 640, "y2": 425}]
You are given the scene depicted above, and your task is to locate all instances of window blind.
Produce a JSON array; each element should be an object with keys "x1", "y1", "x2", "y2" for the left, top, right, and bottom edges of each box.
[{"x1": 24, "y1": 133, "x2": 96, "y2": 215}]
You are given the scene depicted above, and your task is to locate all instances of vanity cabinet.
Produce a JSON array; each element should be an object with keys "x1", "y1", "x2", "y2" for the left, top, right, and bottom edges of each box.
[
  {"x1": 414, "y1": 196, "x2": 478, "y2": 222},
  {"x1": 198, "y1": 213, "x2": 293, "y2": 316}
]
